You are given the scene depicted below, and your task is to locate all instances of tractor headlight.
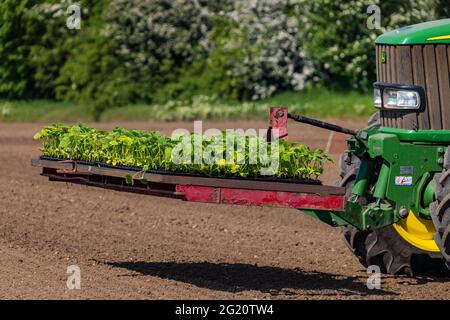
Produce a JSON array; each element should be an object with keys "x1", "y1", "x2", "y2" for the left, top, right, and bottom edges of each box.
[
  {"x1": 385, "y1": 90, "x2": 419, "y2": 109},
  {"x1": 373, "y1": 82, "x2": 426, "y2": 111}
]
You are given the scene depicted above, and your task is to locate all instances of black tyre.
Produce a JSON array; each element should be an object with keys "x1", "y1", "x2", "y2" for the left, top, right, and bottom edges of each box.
[
  {"x1": 340, "y1": 176, "x2": 447, "y2": 276},
  {"x1": 430, "y1": 150, "x2": 450, "y2": 270}
]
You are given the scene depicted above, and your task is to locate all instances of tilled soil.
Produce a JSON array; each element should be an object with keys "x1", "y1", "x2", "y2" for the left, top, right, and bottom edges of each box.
[{"x1": 0, "y1": 120, "x2": 449, "y2": 299}]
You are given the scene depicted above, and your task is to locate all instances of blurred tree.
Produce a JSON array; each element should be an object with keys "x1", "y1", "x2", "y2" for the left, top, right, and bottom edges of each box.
[
  {"x1": 434, "y1": 0, "x2": 450, "y2": 18},
  {"x1": 55, "y1": 0, "x2": 132, "y2": 120},
  {"x1": 26, "y1": 1, "x2": 74, "y2": 99},
  {"x1": 302, "y1": 0, "x2": 438, "y2": 92},
  {"x1": 0, "y1": 0, "x2": 446, "y2": 108},
  {"x1": 0, "y1": 0, "x2": 65, "y2": 98},
  {"x1": 0, "y1": 0, "x2": 88, "y2": 99},
  {"x1": 0, "y1": 0, "x2": 31, "y2": 98}
]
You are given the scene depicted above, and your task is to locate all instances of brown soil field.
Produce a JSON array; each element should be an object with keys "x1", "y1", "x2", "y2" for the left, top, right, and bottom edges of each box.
[{"x1": 0, "y1": 120, "x2": 449, "y2": 299}]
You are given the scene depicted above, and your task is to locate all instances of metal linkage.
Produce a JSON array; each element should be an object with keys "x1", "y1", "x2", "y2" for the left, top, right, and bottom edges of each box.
[{"x1": 287, "y1": 113, "x2": 356, "y2": 136}]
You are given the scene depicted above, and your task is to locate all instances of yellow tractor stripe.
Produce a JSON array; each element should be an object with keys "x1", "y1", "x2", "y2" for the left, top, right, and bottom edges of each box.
[{"x1": 427, "y1": 35, "x2": 450, "y2": 41}]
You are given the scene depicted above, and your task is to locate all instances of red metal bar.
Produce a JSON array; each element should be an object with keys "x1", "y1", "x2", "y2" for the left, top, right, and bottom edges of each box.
[
  {"x1": 39, "y1": 166, "x2": 345, "y2": 211},
  {"x1": 176, "y1": 185, "x2": 345, "y2": 211},
  {"x1": 40, "y1": 167, "x2": 345, "y2": 211}
]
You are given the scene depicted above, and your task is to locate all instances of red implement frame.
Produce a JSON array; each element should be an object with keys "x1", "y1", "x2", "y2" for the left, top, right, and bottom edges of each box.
[{"x1": 32, "y1": 158, "x2": 346, "y2": 212}]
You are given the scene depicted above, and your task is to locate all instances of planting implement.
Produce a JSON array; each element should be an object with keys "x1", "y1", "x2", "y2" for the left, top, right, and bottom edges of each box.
[{"x1": 32, "y1": 19, "x2": 450, "y2": 276}]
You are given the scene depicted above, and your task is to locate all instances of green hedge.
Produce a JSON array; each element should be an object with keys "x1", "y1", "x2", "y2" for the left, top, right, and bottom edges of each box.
[
  {"x1": 303, "y1": 0, "x2": 440, "y2": 91},
  {"x1": 0, "y1": 0, "x2": 447, "y2": 114}
]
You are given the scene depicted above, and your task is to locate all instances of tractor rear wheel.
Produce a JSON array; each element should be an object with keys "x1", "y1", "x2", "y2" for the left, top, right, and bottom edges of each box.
[
  {"x1": 429, "y1": 150, "x2": 450, "y2": 270},
  {"x1": 338, "y1": 153, "x2": 448, "y2": 276}
]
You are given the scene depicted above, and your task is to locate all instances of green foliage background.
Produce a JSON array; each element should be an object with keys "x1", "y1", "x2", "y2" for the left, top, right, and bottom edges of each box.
[{"x1": 0, "y1": 0, "x2": 448, "y2": 119}]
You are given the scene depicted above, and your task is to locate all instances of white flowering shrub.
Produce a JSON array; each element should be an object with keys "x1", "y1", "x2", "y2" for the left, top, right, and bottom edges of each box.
[
  {"x1": 209, "y1": 0, "x2": 314, "y2": 100},
  {"x1": 104, "y1": 0, "x2": 313, "y2": 101}
]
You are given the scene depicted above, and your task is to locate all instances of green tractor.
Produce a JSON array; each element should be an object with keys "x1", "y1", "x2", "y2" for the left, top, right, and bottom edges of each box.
[{"x1": 307, "y1": 19, "x2": 450, "y2": 276}]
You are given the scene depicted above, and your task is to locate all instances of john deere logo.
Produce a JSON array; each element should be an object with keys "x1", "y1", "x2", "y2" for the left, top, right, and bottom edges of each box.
[{"x1": 380, "y1": 51, "x2": 387, "y2": 64}]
